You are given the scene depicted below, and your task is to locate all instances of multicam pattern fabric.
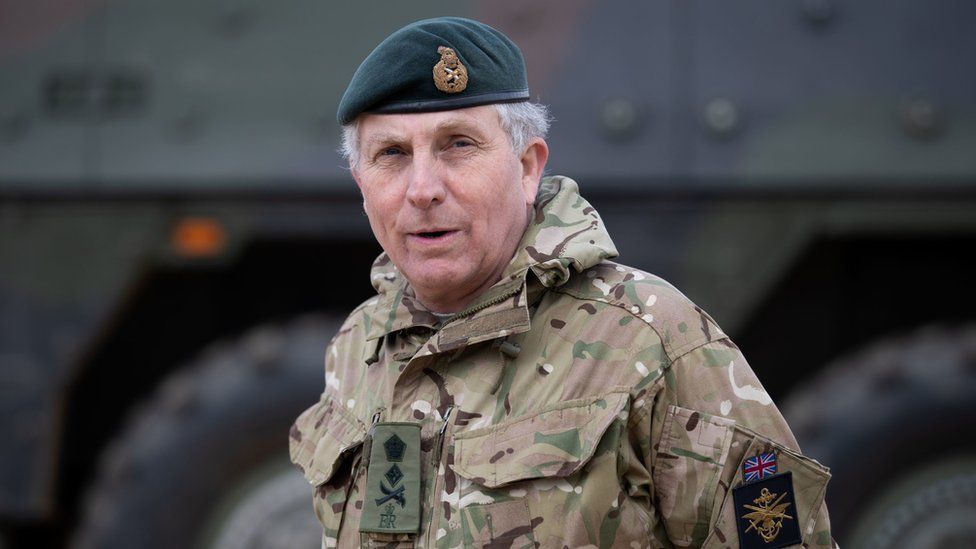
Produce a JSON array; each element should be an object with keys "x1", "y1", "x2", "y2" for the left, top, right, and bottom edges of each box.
[{"x1": 289, "y1": 176, "x2": 836, "y2": 548}]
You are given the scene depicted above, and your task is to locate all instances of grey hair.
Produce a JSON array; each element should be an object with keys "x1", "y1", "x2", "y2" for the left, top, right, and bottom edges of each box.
[{"x1": 339, "y1": 101, "x2": 552, "y2": 170}]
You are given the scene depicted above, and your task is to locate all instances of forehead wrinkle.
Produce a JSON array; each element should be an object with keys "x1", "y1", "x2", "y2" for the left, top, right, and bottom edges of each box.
[
  {"x1": 432, "y1": 115, "x2": 491, "y2": 137},
  {"x1": 364, "y1": 130, "x2": 406, "y2": 148}
]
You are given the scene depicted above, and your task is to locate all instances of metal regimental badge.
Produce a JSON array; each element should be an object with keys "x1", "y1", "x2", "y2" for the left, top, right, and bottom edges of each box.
[
  {"x1": 732, "y1": 472, "x2": 802, "y2": 549},
  {"x1": 433, "y1": 46, "x2": 468, "y2": 93}
]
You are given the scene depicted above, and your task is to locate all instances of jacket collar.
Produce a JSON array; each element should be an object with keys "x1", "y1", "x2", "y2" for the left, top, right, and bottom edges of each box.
[{"x1": 363, "y1": 175, "x2": 618, "y2": 346}]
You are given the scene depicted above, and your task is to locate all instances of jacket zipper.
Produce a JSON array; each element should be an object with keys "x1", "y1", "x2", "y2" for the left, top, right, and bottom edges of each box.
[
  {"x1": 425, "y1": 405, "x2": 455, "y2": 547},
  {"x1": 432, "y1": 406, "x2": 454, "y2": 469},
  {"x1": 448, "y1": 285, "x2": 522, "y2": 323},
  {"x1": 357, "y1": 410, "x2": 383, "y2": 480}
]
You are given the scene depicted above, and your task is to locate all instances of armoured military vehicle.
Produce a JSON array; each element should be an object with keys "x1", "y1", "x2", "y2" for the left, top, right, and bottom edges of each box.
[{"x1": 1, "y1": 0, "x2": 974, "y2": 547}]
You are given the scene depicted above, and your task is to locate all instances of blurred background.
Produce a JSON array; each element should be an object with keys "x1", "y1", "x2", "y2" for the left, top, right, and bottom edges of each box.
[{"x1": 1, "y1": 0, "x2": 975, "y2": 547}]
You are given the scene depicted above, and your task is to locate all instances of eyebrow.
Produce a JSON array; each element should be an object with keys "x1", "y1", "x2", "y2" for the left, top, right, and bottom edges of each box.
[
  {"x1": 363, "y1": 117, "x2": 489, "y2": 149},
  {"x1": 364, "y1": 132, "x2": 406, "y2": 149}
]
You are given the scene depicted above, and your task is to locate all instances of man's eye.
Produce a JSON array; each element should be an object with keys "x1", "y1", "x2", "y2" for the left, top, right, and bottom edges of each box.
[
  {"x1": 380, "y1": 147, "x2": 402, "y2": 156},
  {"x1": 451, "y1": 139, "x2": 473, "y2": 148}
]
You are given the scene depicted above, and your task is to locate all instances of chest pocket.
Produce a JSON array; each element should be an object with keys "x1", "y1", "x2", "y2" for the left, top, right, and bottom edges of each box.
[
  {"x1": 451, "y1": 391, "x2": 631, "y2": 547},
  {"x1": 289, "y1": 395, "x2": 368, "y2": 545},
  {"x1": 653, "y1": 405, "x2": 737, "y2": 546}
]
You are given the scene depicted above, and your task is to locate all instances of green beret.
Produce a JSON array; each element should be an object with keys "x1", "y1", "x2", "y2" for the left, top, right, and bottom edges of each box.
[{"x1": 337, "y1": 17, "x2": 530, "y2": 125}]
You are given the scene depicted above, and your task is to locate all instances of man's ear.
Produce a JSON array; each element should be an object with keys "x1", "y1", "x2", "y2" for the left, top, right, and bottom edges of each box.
[
  {"x1": 351, "y1": 162, "x2": 363, "y2": 191},
  {"x1": 519, "y1": 137, "x2": 549, "y2": 205},
  {"x1": 350, "y1": 164, "x2": 370, "y2": 216}
]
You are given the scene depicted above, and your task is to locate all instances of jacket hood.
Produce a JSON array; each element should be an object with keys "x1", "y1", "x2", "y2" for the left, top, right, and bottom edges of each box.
[{"x1": 504, "y1": 175, "x2": 618, "y2": 287}]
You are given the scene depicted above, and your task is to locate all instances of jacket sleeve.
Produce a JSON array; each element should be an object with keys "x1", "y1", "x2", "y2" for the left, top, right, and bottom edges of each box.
[{"x1": 642, "y1": 338, "x2": 837, "y2": 548}]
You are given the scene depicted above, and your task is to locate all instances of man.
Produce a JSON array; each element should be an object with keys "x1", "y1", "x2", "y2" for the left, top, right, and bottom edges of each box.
[{"x1": 290, "y1": 17, "x2": 835, "y2": 548}]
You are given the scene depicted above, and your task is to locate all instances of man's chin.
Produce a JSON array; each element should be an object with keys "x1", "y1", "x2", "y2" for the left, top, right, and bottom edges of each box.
[
  {"x1": 406, "y1": 268, "x2": 464, "y2": 291},
  {"x1": 401, "y1": 265, "x2": 480, "y2": 307}
]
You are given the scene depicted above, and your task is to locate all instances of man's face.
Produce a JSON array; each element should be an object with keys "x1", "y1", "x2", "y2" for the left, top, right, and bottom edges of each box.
[{"x1": 352, "y1": 105, "x2": 546, "y2": 312}]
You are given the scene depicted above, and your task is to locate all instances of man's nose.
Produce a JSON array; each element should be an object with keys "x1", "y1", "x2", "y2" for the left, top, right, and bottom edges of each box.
[{"x1": 405, "y1": 154, "x2": 447, "y2": 209}]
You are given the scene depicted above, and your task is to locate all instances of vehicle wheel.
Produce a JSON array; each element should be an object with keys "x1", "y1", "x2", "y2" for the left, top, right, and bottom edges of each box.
[
  {"x1": 782, "y1": 324, "x2": 976, "y2": 548},
  {"x1": 72, "y1": 314, "x2": 339, "y2": 549}
]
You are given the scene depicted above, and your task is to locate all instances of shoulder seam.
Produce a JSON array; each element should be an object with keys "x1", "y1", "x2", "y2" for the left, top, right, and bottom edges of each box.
[
  {"x1": 553, "y1": 285, "x2": 724, "y2": 363},
  {"x1": 668, "y1": 334, "x2": 728, "y2": 363},
  {"x1": 552, "y1": 285, "x2": 665, "y2": 338}
]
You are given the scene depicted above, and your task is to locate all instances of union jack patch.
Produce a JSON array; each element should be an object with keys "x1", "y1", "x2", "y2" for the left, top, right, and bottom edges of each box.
[{"x1": 742, "y1": 452, "x2": 777, "y2": 483}]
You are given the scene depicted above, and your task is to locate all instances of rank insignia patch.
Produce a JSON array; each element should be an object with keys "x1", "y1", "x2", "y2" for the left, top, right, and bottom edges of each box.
[
  {"x1": 743, "y1": 452, "x2": 777, "y2": 483},
  {"x1": 361, "y1": 423, "x2": 421, "y2": 534},
  {"x1": 733, "y1": 472, "x2": 801, "y2": 549}
]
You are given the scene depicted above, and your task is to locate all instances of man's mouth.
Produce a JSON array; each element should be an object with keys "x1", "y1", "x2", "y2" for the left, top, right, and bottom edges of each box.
[
  {"x1": 417, "y1": 230, "x2": 449, "y2": 239},
  {"x1": 412, "y1": 229, "x2": 456, "y2": 240}
]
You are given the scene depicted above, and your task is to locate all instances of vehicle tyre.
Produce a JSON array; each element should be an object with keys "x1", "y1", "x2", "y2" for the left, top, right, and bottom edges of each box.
[
  {"x1": 782, "y1": 324, "x2": 976, "y2": 548},
  {"x1": 72, "y1": 314, "x2": 340, "y2": 549}
]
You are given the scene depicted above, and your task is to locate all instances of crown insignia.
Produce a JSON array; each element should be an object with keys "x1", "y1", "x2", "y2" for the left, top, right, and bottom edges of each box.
[{"x1": 383, "y1": 434, "x2": 406, "y2": 462}]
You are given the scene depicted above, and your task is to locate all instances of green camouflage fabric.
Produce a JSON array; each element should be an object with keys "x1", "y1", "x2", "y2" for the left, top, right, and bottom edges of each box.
[{"x1": 289, "y1": 176, "x2": 836, "y2": 548}]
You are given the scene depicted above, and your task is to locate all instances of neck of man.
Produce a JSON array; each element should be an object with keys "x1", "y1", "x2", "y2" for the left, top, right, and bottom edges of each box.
[
  {"x1": 413, "y1": 210, "x2": 532, "y2": 314},
  {"x1": 413, "y1": 258, "x2": 513, "y2": 314}
]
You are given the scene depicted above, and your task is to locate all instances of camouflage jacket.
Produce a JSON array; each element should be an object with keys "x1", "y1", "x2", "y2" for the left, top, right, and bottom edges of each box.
[{"x1": 290, "y1": 176, "x2": 834, "y2": 548}]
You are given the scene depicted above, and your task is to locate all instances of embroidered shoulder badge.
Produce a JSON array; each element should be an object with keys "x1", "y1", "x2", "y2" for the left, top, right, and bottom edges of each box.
[
  {"x1": 743, "y1": 451, "x2": 777, "y2": 483},
  {"x1": 433, "y1": 46, "x2": 468, "y2": 93},
  {"x1": 733, "y1": 472, "x2": 802, "y2": 549}
]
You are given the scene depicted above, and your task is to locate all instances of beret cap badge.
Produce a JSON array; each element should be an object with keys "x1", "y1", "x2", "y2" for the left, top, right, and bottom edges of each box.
[
  {"x1": 433, "y1": 46, "x2": 468, "y2": 94},
  {"x1": 336, "y1": 17, "x2": 529, "y2": 124}
]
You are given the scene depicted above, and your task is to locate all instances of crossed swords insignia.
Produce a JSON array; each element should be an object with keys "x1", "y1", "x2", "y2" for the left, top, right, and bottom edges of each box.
[
  {"x1": 741, "y1": 487, "x2": 794, "y2": 543},
  {"x1": 375, "y1": 481, "x2": 406, "y2": 507}
]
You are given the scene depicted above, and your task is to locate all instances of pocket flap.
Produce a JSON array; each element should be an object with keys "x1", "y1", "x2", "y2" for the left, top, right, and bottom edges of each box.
[
  {"x1": 452, "y1": 391, "x2": 629, "y2": 488},
  {"x1": 288, "y1": 395, "x2": 367, "y2": 486},
  {"x1": 732, "y1": 426, "x2": 832, "y2": 543}
]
